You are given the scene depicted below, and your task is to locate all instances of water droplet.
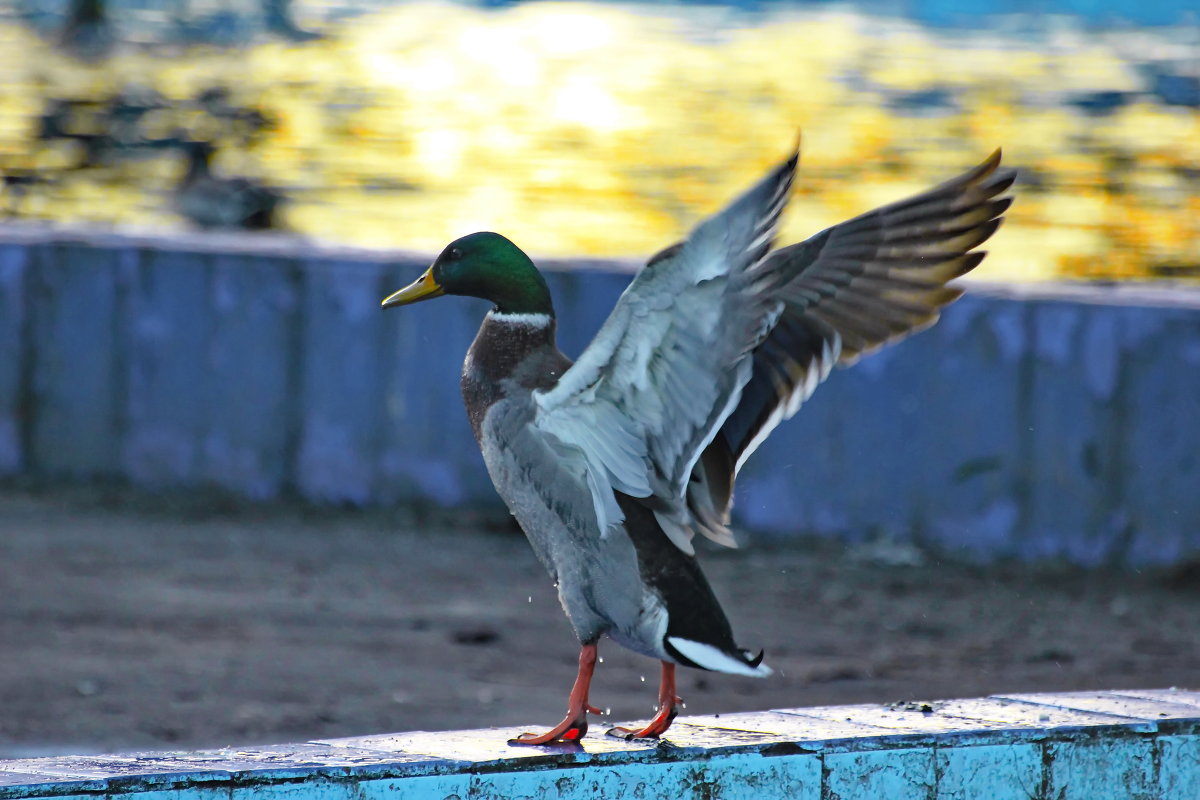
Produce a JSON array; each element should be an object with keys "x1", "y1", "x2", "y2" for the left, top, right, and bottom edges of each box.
[
  {"x1": 604, "y1": 707, "x2": 611, "y2": 715},
  {"x1": 598, "y1": 657, "x2": 604, "y2": 663},
  {"x1": 527, "y1": 596, "x2": 532, "y2": 603},
  {"x1": 640, "y1": 675, "x2": 646, "y2": 682},
  {"x1": 681, "y1": 703, "x2": 687, "y2": 709}
]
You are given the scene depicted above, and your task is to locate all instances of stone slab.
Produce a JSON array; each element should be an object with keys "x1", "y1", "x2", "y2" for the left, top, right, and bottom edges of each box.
[
  {"x1": 936, "y1": 697, "x2": 1150, "y2": 730},
  {"x1": 0, "y1": 689, "x2": 1197, "y2": 800},
  {"x1": 994, "y1": 690, "x2": 1200, "y2": 728}
]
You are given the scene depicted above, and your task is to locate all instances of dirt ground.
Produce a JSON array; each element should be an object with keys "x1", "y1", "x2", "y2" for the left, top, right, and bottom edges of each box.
[{"x1": 1, "y1": 483, "x2": 1197, "y2": 759}]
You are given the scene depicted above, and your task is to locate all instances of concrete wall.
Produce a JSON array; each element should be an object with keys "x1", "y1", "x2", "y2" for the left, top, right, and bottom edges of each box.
[
  {"x1": 1, "y1": 689, "x2": 1198, "y2": 800},
  {"x1": 1, "y1": 229, "x2": 1198, "y2": 566}
]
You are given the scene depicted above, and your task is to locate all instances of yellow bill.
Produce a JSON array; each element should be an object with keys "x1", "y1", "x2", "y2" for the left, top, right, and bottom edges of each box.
[{"x1": 381, "y1": 268, "x2": 444, "y2": 308}]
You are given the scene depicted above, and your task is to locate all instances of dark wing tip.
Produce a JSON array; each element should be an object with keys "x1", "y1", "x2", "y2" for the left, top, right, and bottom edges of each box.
[
  {"x1": 948, "y1": 147, "x2": 1007, "y2": 197},
  {"x1": 958, "y1": 250, "x2": 988, "y2": 276},
  {"x1": 985, "y1": 168, "x2": 1018, "y2": 198},
  {"x1": 972, "y1": 148, "x2": 1003, "y2": 182},
  {"x1": 772, "y1": 133, "x2": 802, "y2": 191},
  {"x1": 989, "y1": 196, "x2": 1014, "y2": 219},
  {"x1": 975, "y1": 216, "x2": 1004, "y2": 248}
]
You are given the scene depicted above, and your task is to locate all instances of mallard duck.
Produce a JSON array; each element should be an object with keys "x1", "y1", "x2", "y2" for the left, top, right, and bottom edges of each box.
[
  {"x1": 262, "y1": 0, "x2": 323, "y2": 42},
  {"x1": 175, "y1": 140, "x2": 282, "y2": 230},
  {"x1": 381, "y1": 143, "x2": 1014, "y2": 744},
  {"x1": 58, "y1": 0, "x2": 114, "y2": 62}
]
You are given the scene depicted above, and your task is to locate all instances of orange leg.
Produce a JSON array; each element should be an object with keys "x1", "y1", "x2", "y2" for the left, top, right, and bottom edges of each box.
[
  {"x1": 607, "y1": 661, "x2": 681, "y2": 740},
  {"x1": 509, "y1": 642, "x2": 604, "y2": 745}
]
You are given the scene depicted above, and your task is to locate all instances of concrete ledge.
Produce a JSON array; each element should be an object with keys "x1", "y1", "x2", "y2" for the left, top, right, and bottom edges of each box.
[
  {"x1": 2, "y1": 230, "x2": 1200, "y2": 564},
  {"x1": 1, "y1": 689, "x2": 1197, "y2": 799}
]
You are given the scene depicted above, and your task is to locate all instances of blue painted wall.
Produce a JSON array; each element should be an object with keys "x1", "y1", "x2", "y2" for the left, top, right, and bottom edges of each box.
[{"x1": 1, "y1": 232, "x2": 1198, "y2": 566}]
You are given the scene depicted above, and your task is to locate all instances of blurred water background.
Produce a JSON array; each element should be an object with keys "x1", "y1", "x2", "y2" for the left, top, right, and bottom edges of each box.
[{"x1": 1, "y1": 0, "x2": 1198, "y2": 281}]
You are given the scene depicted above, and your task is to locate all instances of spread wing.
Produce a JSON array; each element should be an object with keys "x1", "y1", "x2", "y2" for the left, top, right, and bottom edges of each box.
[
  {"x1": 531, "y1": 149, "x2": 801, "y2": 554},
  {"x1": 689, "y1": 150, "x2": 1016, "y2": 539}
]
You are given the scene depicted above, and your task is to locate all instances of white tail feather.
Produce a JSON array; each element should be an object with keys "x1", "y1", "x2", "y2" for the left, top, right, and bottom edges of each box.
[{"x1": 667, "y1": 636, "x2": 773, "y2": 677}]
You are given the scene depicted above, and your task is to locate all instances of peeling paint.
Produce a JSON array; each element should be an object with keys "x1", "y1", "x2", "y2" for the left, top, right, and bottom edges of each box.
[
  {"x1": 1157, "y1": 736, "x2": 1200, "y2": 800},
  {"x1": 1045, "y1": 738, "x2": 1156, "y2": 800},
  {"x1": 822, "y1": 748, "x2": 934, "y2": 800}
]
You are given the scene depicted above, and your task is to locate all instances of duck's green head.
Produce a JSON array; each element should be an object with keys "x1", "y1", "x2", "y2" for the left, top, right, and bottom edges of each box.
[{"x1": 381, "y1": 232, "x2": 554, "y2": 316}]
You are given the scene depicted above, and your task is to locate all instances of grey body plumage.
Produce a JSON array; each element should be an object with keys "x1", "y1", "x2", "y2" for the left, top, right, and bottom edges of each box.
[{"x1": 462, "y1": 311, "x2": 740, "y2": 668}]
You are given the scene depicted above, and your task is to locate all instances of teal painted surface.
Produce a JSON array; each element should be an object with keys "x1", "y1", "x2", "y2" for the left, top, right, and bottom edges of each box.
[
  {"x1": 359, "y1": 775, "x2": 471, "y2": 800},
  {"x1": 1046, "y1": 738, "x2": 1157, "y2": 800},
  {"x1": 934, "y1": 744, "x2": 1042, "y2": 800},
  {"x1": 466, "y1": 753, "x2": 820, "y2": 800},
  {"x1": 1159, "y1": 735, "x2": 1200, "y2": 800},
  {"x1": 117, "y1": 791, "x2": 230, "y2": 800},
  {"x1": 3, "y1": 231, "x2": 1200, "y2": 565},
  {"x1": 1, "y1": 690, "x2": 1197, "y2": 800},
  {"x1": 823, "y1": 748, "x2": 935, "y2": 800},
  {"x1": 230, "y1": 782, "x2": 360, "y2": 800}
]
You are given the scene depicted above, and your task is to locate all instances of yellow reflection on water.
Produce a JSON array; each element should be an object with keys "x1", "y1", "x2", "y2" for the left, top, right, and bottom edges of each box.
[{"x1": 0, "y1": 3, "x2": 1197, "y2": 282}]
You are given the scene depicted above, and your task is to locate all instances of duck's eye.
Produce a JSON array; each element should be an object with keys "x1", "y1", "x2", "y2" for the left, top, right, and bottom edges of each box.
[{"x1": 447, "y1": 247, "x2": 463, "y2": 260}]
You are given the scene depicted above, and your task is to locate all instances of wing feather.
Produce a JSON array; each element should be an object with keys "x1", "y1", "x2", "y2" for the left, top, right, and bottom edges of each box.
[
  {"x1": 532, "y1": 149, "x2": 801, "y2": 548},
  {"x1": 530, "y1": 148, "x2": 1013, "y2": 555},
  {"x1": 696, "y1": 150, "x2": 1015, "y2": 531}
]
